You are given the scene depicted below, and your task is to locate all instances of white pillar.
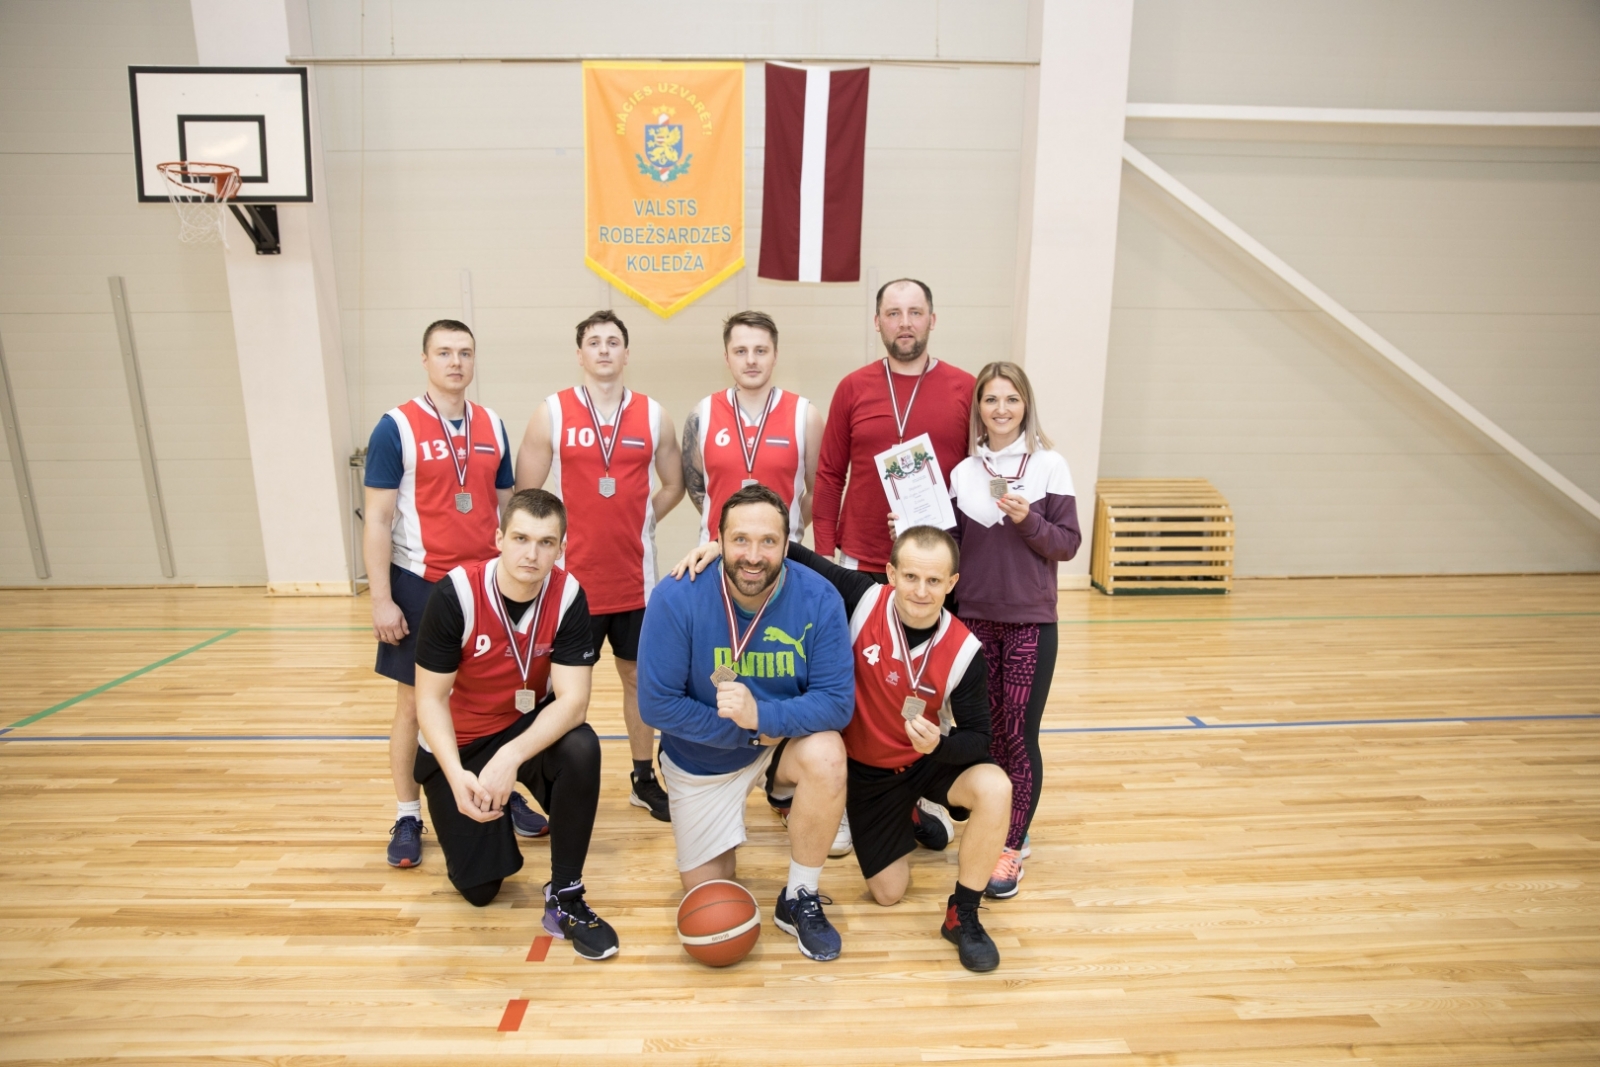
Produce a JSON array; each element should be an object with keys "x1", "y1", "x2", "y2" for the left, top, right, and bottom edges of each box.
[
  {"x1": 191, "y1": 0, "x2": 353, "y2": 593},
  {"x1": 1012, "y1": 0, "x2": 1134, "y2": 586}
]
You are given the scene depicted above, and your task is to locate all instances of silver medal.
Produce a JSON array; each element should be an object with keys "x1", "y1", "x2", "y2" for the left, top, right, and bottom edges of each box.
[
  {"x1": 901, "y1": 696, "x2": 927, "y2": 721},
  {"x1": 455, "y1": 491, "x2": 473, "y2": 513},
  {"x1": 988, "y1": 477, "x2": 1008, "y2": 499},
  {"x1": 741, "y1": 478, "x2": 758, "y2": 488},
  {"x1": 515, "y1": 688, "x2": 536, "y2": 713},
  {"x1": 598, "y1": 476, "x2": 616, "y2": 498},
  {"x1": 710, "y1": 665, "x2": 738, "y2": 686}
]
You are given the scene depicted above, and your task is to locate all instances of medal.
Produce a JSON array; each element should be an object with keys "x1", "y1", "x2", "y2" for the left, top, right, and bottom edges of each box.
[
  {"x1": 888, "y1": 593, "x2": 946, "y2": 725},
  {"x1": 882, "y1": 358, "x2": 933, "y2": 443},
  {"x1": 484, "y1": 559, "x2": 550, "y2": 715},
  {"x1": 712, "y1": 565, "x2": 784, "y2": 688},
  {"x1": 578, "y1": 386, "x2": 627, "y2": 503},
  {"x1": 421, "y1": 393, "x2": 476, "y2": 506},
  {"x1": 981, "y1": 451, "x2": 1030, "y2": 505},
  {"x1": 731, "y1": 387, "x2": 778, "y2": 485}
]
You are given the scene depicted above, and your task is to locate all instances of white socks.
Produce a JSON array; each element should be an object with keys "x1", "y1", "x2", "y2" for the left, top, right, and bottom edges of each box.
[
  {"x1": 396, "y1": 800, "x2": 421, "y2": 821},
  {"x1": 787, "y1": 859, "x2": 823, "y2": 899}
]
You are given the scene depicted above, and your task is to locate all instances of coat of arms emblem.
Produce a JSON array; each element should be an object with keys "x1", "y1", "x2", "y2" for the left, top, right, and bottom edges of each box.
[{"x1": 638, "y1": 113, "x2": 692, "y2": 182}]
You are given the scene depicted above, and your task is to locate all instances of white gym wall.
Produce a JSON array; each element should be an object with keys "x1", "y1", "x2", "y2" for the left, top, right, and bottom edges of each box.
[{"x1": 0, "y1": 0, "x2": 1596, "y2": 586}]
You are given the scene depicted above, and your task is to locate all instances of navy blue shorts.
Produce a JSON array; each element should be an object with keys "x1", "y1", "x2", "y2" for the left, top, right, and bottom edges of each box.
[
  {"x1": 374, "y1": 563, "x2": 436, "y2": 686},
  {"x1": 587, "y1": 606, "x2": 645, "y2": 662}
]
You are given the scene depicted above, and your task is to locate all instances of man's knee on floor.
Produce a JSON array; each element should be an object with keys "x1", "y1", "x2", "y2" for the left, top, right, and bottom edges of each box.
[{"x1": 458, "y1": 877, "x2": 504, "y2": 907}]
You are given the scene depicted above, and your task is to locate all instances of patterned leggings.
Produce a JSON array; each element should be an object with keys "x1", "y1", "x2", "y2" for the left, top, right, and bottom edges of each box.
[{"x1": 964, "y1": 618, "x2": 1059, "y2": 851}]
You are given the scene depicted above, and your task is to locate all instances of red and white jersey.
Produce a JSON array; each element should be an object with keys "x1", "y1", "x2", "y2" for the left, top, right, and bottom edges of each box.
[
  {"x1": 544, "y1": 387, "x2": 663, "y2": 615},
  {"x1": 692, "y1": 387, "x2": 810, "y2": 544},
  {"x1": 844, "y1": 585, "x2": 982, "y2": 770},
  {"x1": 442, "y1": 558, "x2": 582, "y2": 745},
  {"x1": 388, "y1": 397, "x2": 509, "y2": 581}
]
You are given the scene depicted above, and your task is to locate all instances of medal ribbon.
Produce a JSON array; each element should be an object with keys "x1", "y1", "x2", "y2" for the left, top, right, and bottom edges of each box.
[
  {"x1": 578, "y1": 386, "x2": 627, "y2": 475},
  {"x1": 980, "y1": 451, "x2": 1031, "y2": 490},
  {"x1": 882, "y1": 358, "x2": 933, "y2": 443},
  {"x1": 485, "y1": 560, "x2": 550, "y2": 692},
  {"x1": 888, "y1": 594, "x2": 945, "y2": 697},
  {"x1": 718, "y1": 566, "x2": 784, "y2": 670},
  {"x1": 731, "y1": 388, "x2": 778, "y2": 477},
  {"x1": 421, "y1": 393, "x2": 473, "y2": 488}
]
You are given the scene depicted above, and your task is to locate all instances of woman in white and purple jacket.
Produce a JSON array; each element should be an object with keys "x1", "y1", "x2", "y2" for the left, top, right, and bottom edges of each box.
[{"x1": 947, "y1": 362, "x2": 1080, "y2": 899}]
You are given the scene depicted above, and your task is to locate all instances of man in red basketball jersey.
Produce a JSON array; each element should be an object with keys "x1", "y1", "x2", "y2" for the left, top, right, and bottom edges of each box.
[
  {"x1": 515, "y1": 310, "x2": 685, "y2": 821},
  {"x1": 813, "y1": 279, "x2": 975, "y2": 576},
  {"x1": 681, "y1": 310, "x2": 824, "y2": 545},
  {"x1": 672, "y1": 525, "x2": 1012, "y2": 972},
  {"x1": 365, "y1": 319, "x2": 530, "y2": 870},
  {"x1": 412, "y1": 488, "x2": 618, "y2": 960}
]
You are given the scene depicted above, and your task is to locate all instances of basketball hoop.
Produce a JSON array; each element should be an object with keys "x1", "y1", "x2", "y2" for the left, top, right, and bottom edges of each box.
[{"x1": 156, "y1": 161, "x2": 241, "y2": 245}]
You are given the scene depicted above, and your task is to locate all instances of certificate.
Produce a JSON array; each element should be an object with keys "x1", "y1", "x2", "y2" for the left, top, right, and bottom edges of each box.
[{"x1": 874, "y1": 432, "x2": 957, "y2": 535}]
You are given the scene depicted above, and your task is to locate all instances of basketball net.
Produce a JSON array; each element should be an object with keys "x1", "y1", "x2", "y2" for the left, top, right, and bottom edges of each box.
[{"x1": 156, "y1": 161, "x2": 242, "y2": 246}]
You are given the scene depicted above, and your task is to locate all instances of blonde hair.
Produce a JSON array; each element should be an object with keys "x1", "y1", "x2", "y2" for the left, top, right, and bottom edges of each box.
[{"x1": 969, "y1": 361, "x2": 1052, "y2": 453}]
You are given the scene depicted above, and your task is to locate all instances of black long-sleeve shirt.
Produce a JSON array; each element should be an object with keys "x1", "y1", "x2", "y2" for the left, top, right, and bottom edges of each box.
[{"x1": 785, "y1": 542, "x2": 992, "y2": 765}]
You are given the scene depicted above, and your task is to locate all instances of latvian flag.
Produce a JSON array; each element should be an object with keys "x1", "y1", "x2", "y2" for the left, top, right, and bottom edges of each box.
[{"x1": 758, "y1": 63, "x2": 870, "y2": 283}]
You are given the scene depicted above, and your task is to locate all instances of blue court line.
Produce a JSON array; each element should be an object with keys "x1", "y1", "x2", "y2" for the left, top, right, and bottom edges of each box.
[
  {"x1": 3, "y1": 717, "x2": 1596, "y2": 744},
  {"x1": 1041, "y1": 712, "x2": 1599, "y2": 734}
]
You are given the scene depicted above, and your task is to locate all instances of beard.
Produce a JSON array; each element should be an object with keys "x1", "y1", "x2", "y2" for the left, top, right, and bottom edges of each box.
[
  {"x1": 723, "y1": 554, "x2": 782, "y2": 598},
  {"x1": 883, "y1": 331, "x2": 928, "y2": 363}
]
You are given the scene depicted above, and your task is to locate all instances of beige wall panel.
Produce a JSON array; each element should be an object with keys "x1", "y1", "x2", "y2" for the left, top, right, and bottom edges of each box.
[
  {"x1": 1130, "y1": 0, "x2": 1600, "y2": 110},
  {"x1": 1104, "y1": 179, "x2": 1600, "y2": 576},
  {"x1": 0, "y1": 0, "x2": 266, "y2": 586}
]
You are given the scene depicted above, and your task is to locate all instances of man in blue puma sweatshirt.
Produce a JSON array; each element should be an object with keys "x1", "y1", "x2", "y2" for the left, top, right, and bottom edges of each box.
[{"x1": 638, "y1": 484, "x2": 854, "y2": 961}]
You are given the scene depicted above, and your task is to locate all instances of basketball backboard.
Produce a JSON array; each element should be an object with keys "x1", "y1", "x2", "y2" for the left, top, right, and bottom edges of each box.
[{"x1": 129, "y1": 66, "x2": 312, "y2": 204}]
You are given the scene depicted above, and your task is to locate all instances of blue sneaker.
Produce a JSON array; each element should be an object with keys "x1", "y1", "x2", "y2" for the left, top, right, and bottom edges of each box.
[
  {"x1": 774, "y1": 887, "x2": 841, "y2": 961},
  {"x1": 386, "y1": 815, "x2": 423, "y2": 868},
  {"x1": 507, "y1": 792, "x2": 549, "y2": 838}
]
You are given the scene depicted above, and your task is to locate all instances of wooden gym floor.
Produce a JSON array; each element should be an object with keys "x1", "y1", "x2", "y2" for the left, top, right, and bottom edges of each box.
[{"x1": 1, "y1": 576, "x2": 1597, "y2": 1065}]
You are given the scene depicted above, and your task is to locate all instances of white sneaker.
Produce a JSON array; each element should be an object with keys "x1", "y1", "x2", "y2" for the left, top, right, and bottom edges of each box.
[{"x1": 829, "y1": 812, "x2": 853, "y2": 858}]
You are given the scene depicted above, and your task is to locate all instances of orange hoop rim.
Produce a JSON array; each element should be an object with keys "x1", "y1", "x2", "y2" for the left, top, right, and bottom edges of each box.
[{"x1": 156, "y1": 161, "x2": 242, "y2": 202}]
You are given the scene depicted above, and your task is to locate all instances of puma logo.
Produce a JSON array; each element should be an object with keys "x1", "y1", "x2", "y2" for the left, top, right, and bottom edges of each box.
[{"x1": 762, "y1": 623, "x2": 812, "y2": 661}]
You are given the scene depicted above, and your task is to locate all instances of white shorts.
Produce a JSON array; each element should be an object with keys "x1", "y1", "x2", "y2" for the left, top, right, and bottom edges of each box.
[{"x1": 659, "y1": 747, "x2": 776, "y2": 872}]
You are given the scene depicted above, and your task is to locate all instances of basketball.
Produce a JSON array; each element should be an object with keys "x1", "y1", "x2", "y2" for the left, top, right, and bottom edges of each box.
[{"x1": 676, "y1": 880, "x2": 761, "y2": 967}]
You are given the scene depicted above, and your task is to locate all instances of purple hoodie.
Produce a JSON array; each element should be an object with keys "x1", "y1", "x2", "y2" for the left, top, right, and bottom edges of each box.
[{"x1": 949, "y1": 441, "x2": 1080, "y2": 625}]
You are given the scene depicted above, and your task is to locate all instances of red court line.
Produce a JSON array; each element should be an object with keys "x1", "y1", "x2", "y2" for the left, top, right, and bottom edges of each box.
[
  {"x1": 498, "y1": 998, "x2": 529, "y2": 1032},
  {"x1": 527, "y1": 936, "x2": 552, "y2": 962}
]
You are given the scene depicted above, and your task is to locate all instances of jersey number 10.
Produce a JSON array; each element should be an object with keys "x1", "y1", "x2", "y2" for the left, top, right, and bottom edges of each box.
[{"x1": 565, "y1": 427, "x2": 600, "y2": 448}]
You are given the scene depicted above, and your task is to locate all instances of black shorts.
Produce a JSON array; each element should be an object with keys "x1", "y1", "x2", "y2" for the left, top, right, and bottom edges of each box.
[
  {"x1": 374, "y1": 563, "x2": 435, "y2": 686},
  {"x1": 587, "y1": 606, "x2": 645, "y2": 662},
  {"x1": 414, "y1": 711, "x2": 600, "y2": 893},
  {"x1": 847, "y1": 755, "x2": 989, "y2": 880}
]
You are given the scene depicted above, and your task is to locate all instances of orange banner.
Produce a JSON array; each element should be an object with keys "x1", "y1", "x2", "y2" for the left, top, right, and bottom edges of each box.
[{"x1": 584, "y1": 62, "x2": 745, "y2": 318}]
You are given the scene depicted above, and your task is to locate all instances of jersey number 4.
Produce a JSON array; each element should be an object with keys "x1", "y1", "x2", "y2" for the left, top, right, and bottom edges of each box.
[{"x1": 862, "y1": 643, "x2": 881, "y2": 665}]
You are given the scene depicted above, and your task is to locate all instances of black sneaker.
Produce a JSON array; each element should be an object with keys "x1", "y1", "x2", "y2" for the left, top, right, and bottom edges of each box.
[
  {"x1": 629, "y1": 770, "x2": 671, "y2": 822},
  {"x1": 941, "y1": 897, "x2": 1000, "y2": 972},
  {"x1": 767, "y1": 790, "x2": 792, "y2": 819},
  {"x1": 773, "y1": 887, "x2": 841, "y2": 961},
  {"x1": 507, "y1": 792, "x2": 549, "y2": 838},
  {"x1": 911, "y1": 799, "x2": 953, "y2": 851},
  {"x1": 386, "y1": 815, "x2": 424, "y2": 868},
  {"x1": 542, "y1": 881, "x2": 619, "y2": 961}
]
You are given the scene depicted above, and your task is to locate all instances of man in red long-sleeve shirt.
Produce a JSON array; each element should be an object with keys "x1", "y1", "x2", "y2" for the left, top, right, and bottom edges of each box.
[{"x1": 813, "y1": 279, "x2": 975, "y2": 576}]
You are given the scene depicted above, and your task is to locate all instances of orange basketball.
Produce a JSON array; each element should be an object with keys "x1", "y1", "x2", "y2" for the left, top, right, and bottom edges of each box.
[{"x1": 676, "y1": 879, "x2": 761, "y2": 967}]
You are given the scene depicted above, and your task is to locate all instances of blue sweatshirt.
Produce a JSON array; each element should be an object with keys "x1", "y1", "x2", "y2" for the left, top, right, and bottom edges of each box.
[{"x1": 638, "y1": 560, "x2": 855, "y2": 775}]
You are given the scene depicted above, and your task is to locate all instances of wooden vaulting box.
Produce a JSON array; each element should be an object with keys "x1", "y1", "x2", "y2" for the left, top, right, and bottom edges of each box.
[{"x1": 1090, "y1": 479, "x2": 1234, "y2": 595}]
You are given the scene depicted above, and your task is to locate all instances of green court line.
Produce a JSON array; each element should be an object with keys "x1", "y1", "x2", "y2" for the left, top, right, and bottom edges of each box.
[
  {"x1": 2, "y1": 612, "x2": 1597, "y2": 635},
  {"x1": 3, "y1": 630, "x2": 239, "y2": 731}
]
